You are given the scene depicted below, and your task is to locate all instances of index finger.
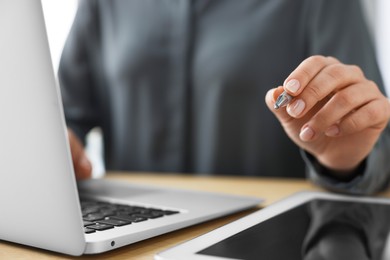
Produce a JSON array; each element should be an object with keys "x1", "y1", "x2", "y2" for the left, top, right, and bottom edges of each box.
[{"x1": 283, "y1": 56, "x2": 339, "y2": 96}]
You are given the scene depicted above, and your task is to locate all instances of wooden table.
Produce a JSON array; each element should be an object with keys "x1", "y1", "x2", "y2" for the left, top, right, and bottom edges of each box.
[{"x1": 1, "y1": 172, "x2": 388, "y2": 259}]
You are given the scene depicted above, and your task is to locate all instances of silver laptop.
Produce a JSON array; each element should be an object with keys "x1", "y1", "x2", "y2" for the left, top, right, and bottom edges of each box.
[{"x1": 0, "y1": 0, "x2": 262, "y2": 256}]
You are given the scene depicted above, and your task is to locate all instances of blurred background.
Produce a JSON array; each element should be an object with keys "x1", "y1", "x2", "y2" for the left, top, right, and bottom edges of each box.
[
  {"x1": 41, "y1": 0, "x2": 390, "y2": 178},
  {"x1": 41, "y1": 0, "x2": 105, "y2": 177}
]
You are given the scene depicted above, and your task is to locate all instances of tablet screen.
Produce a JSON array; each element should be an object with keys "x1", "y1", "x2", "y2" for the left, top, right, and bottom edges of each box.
[{"x1": 197, "y1": 199, "x2": 390, "y2": 260}]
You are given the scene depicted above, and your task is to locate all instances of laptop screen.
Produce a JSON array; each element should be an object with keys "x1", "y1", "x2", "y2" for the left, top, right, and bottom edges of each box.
[{"x1": 197, "y1": 199, "x2": 390, "y2": 260}]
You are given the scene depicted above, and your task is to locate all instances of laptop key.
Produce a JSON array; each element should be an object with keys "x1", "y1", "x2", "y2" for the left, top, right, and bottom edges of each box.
[
  {"x1": 132, "y1": 213, "x2": 164, "y2": 219},
  {"x1": 84, "y1": 227, "x2": 96, "y2": 234},
  {"x1": 83, "y1": 213, "x2": 105, "y2": 221},
  {"x1": 83, "y1": 220, "x2": 95, "y2": 227},
  {"x1": 98, "y1": 218, "x2": 132, "y2": 227},
  {"x1": 118, "y1": 208, "x2": 141, "y2": 215},
  {"x1": 82, "y1": 206, "x2": 100, "y2": 216},
  {"x1": 87, "y1": 223, "x2": 114, "y2": 231},
  {"x1": 100, "y1": 210, "x2": 116, "y2": 218},
  {"x1": 112, "y1": 215, "x2": 148, "y2": 223}
]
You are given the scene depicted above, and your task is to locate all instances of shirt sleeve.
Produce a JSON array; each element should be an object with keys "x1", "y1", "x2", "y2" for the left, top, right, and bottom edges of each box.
[
  {"x1": 303, "y1": 130, "x2": 390, "y2": 195},
  {"x1": 58, "y1": 0, "x2": 102, "y2": 142},
  {"x1": 302, "y1": 0, "x2": 390, "y2": 194}
]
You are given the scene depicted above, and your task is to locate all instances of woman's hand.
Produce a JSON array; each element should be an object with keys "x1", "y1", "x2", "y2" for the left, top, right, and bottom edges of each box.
[
  {"x1": 67, "y1": 129, "x2": 92, "y2": 180},
  {"x1": 266, "y1": 55, "x2": 390, "y2": 176}
]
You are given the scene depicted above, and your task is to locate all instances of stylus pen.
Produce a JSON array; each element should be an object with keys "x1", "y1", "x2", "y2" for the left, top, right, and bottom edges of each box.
[{"x1": 274, "y1": 91, "x2": 293, "y2": 109}]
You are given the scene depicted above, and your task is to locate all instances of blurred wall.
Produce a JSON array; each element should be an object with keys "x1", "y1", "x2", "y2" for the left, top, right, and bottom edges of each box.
[
  {"x1": 361, "y1": 0, "x2": 390, "y2": 95},
  {"x1": 375, "y1": 0, "x2": 390, "y2": 95},
  {"x1": 41, "y1": 0, "x2": 77, "y2": 71}
]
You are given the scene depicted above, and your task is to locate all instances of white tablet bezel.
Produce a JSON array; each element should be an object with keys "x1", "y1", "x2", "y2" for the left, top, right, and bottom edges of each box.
[{"x1": 155, "y1": 191, "x2": 390, "y2": 260}]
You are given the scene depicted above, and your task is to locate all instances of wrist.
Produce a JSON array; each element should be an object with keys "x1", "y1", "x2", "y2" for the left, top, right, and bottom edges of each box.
[{"x1": 307, "y1": 152, "x2": 366, "y2": 182}]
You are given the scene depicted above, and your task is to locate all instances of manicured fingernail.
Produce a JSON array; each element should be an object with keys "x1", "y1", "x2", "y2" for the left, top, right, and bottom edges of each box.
[
  {"x1": 325, "y1": 125, "x2": 340, "y2": 137},
  {"x1": 287, "y1": 99, "x2": 305, "y2": 117},
  {"x1": 300, "y1": 126, "x2": 315, "y2": 141},
  {"x1": 285, "y1": 79, "x2": 300, "y2": 93}
]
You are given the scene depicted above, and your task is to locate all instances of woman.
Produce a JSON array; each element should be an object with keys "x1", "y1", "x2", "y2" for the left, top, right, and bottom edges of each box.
[{"x1": 60, "y1": 0, "x2": 390, "y2": 194}]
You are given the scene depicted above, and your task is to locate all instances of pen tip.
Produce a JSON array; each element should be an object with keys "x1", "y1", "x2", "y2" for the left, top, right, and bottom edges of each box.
[{"x1": 274, "y1": 91, "x2": 292, "y2": 110}]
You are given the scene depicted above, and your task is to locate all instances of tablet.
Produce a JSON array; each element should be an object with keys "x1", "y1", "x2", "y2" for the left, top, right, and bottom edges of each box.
[{"x1": 155, "y1": 191, "x2": 390, "y2": 260}]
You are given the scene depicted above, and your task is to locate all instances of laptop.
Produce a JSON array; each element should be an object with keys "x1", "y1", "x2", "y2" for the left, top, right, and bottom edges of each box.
[{"x1": 0, "y1": 0, "x2": 262, "y2": 256}]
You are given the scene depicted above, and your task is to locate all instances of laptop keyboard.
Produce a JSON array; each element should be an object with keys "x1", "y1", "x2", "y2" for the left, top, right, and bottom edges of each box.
[{"x1": 80, "y1": 199, "x2": 180, "y2": 234}]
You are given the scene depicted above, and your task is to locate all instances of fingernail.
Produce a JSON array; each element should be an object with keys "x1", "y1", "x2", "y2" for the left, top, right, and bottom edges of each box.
[
  {"x1": 300, "y1": 126, "x2": 315, "y2": 141},
  {"x1": 287, "y1": 99, "x2": 305, "y2": 117},
  {"x1": 285, "y1": 79, "x2": 300, "y2": 93},
  {"x1": 325, "y1": 125, "x2": 340, "y2": 137}
]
